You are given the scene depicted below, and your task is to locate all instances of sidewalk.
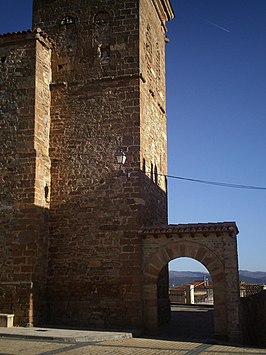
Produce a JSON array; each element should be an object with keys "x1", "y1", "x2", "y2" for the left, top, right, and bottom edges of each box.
[
  {"x1": 0, "y1": 326, "x2": 132, "y2": 343},
  {"x1": 0, "y1": 335, "x2": 265, "y2": 355},
  {"x1": 0, "y1": 306, "x2": 265, "y2": 355}
]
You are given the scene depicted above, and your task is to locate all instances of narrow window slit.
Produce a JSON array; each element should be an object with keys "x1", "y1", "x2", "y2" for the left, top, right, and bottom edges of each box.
[{"x1": 44, "y1": 185, "x2": 49, "y2": 200}]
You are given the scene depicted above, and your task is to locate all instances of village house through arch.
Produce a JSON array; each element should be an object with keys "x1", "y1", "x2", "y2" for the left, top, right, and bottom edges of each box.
[{"x1": 0, "y1": 0, "x2": 240, "y2": 342}]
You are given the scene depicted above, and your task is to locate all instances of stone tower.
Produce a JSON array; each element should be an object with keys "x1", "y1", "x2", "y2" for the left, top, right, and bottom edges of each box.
[
  {"x1": 0, "y1": 30, "x2": 52, "y2": 326},
  {"x1": 0, "y1": 0, "x2": 174, "y2": 329}
]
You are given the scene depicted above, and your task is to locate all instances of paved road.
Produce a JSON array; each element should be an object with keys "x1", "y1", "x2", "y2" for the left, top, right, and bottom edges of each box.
[
  {"x1": 0, "y1": 337, "x2": 266, "y2": 355},
  {"x1": 158, "y1": 305, "x2": 214, "y2": 341},
  {"x1": 0, "y1": 306, "x2": 265, "y2": 354}
]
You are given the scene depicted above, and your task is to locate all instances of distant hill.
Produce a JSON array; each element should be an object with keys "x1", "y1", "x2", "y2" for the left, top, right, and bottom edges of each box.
[
  {"x1": 169, "y1": 271, "x2": 209, "y2": 286},
  {"x1": 169, "y1": 270, "x2": 266, "y2": 286},
  {"x1": 238, "y1": 270, "x2": 266, "y2": 284}
]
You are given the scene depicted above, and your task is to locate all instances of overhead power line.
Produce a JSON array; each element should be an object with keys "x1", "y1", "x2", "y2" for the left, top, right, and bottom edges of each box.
[{"x1": 154, "y1": 173, "x2": 266, "y2": 191}]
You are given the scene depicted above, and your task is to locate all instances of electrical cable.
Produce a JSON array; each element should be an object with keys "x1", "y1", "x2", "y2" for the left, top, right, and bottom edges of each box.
[{"x1": 151, "y1": 172, "x2": 266, "y2": 191}]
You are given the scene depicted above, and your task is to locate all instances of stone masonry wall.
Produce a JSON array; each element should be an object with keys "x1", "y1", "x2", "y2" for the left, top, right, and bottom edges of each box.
[
  {"x1": 139, "y1": 0, "x2": 172, "y2": 324},
  {"x1": 139, "y1": 0, "x2": 168, "y2": 226},
  {"x1": 33, "y1": 0, "x2": 143, "y2": 329},
  {"x1": 240, "y1": 290, "x2": 266, "y2": 346},
  {"x1": 31, "y1": 0, "x2": 173, "y2": 329},
  {"x1": 0, "y1": 31, "x2": 51, "y2": 325},
  {"x1": 0, "y1": 32, "x2": 37, "y2": 210},
  {"x1": 34, "y1": 36, "x2": 52, "y2": 209},
  {"x1": 141, "y1": 223, "x2": 240, "y2": 342}
]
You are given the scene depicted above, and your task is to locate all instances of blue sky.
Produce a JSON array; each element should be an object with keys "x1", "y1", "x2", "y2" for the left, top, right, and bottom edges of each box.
[
  {"x1": 0, "y1": 1, "x2": 265, "y2": 272},
  {"x1": 167, "y1": 0, "x2": 266, "y2": 272}
]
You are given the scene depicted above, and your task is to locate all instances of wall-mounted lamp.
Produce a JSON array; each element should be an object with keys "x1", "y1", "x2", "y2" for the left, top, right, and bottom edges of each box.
[
  {"x1": 115, "y1": 148, "x2": 130, "y2": 178},
  {"x1": 115, "y1": 148, "x2": 127, "y2": 165}
]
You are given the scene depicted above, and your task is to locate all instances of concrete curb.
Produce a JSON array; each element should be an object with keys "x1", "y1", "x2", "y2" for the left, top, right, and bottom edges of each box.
[{"x1": 0, "y1": 327, "x2": 133, "y2": 343}]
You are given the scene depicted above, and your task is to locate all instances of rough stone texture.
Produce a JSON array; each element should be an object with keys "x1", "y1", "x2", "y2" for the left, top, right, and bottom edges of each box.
[
  {"x1": 0, "y1": 314, "x2": 14, "y2": 328},
  {"x1": 141, "y1": 223, "x2": 241, "y2": 343},
  {"x1": 0, "y1": 31, "x2": 51, "y2": 325},
  {"x1": 32, "y1": 0, "x2": 171, "y2": 329},
  {"x1": 139, "y1": 0, "x2": 170, "y2": 326},
  {"x1": 0, "y1": 0, "x2": 241, "y2": 344},
  {"x1": 240, "y1": 290, "x2": 266, "y2": 346},
  {"x1": 1, "y1": 0, "x2": 174, "y2": 330}
]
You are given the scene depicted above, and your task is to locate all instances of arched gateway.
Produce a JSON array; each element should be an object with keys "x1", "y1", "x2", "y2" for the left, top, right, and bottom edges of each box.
[{"x1": 141, "y1": 222, "x2": 240, "y2": 342}]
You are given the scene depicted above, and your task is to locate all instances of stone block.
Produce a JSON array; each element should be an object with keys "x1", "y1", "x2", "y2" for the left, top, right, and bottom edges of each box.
[{"x1": 0, "y1": 314, "x2": 14, "y2": 328}]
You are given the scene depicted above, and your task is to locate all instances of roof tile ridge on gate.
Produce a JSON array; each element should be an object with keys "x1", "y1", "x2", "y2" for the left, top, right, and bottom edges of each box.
[{"x1": 139, "y1": 221, "x2": 239, "y2": 234}]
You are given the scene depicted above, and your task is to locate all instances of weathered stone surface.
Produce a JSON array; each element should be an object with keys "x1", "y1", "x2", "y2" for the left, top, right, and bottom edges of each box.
[
  {"x1": 240, "y1": 290, "x2": 266, "y2": 346},
  {"x1": 0, "y1": 314, "x2": 14, "y2": 328},
  {"x1": 141, "y1": 223, "x2": 240, "y2": 342},
  {"x1": 0, "y1": 31, "x2": 51, "y2": 326},
  {"x1": 0, "y1": 1, "x2": 241, "y2": 344},
  {"x1": 0, "y1": 0, "x2": 174, "y2": 330}
]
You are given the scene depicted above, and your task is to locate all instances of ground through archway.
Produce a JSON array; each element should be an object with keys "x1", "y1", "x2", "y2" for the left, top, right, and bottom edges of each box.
[{"x1": 159, "y1": 257, "x2": 214, "y2": 340}]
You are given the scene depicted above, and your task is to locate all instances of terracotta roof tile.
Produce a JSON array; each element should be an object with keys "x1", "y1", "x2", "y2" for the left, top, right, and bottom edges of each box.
[
  {"x1": 0, "y1": 29, "x2": 32, "y2": 38},
  {"x1": 0, "y1": 29, "x2": 52, "y2": 45},
  {"x1": 140, "y1": 222, "x2": 238, "y2": 235}
]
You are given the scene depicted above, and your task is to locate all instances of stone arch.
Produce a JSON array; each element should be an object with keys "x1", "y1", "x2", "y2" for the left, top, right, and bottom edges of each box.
[
  {"x1": 93, "y1": 11, "x2": 112, "y2": 62},
  {"x1": 55, "y1": 13, "x2": 79, "y2": 67},
  {"x1": 93, "y1": 11, "x2": 111, "y2": 25},
  {"x1": 141, "y1": 223, "x2": 240, "y2": 342},
  {"x1": 144, "y1": 240, "x2": 224, "y2": 280}
]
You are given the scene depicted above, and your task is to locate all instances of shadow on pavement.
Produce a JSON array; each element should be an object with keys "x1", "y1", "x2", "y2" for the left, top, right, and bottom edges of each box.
[{"x1": 157, "y1": 305, "x2": 214, "y2": 342}]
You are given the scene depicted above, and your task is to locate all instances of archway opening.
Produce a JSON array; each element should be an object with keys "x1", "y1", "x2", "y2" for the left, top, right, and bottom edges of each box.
[{"x1": 158, "y1": 257, "x2": 214, "y2": 340}]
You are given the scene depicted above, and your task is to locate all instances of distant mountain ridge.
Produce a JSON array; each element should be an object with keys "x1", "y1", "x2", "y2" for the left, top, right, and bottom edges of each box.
[{"x1": 169, "y1": 270, "x2": 266, "y2": 286}]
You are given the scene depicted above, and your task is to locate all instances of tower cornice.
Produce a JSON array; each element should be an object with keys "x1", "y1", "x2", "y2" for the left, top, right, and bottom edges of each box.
[
  {"x1": 151, "y1": 0, "x2": 175, "y2": 24},
  {"x1": 161, "y1": 0, "x2": 175, "y2": 21}
]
